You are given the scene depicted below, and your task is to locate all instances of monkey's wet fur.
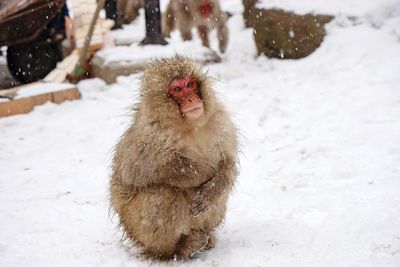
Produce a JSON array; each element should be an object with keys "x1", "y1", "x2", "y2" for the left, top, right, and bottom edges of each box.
[{"x1": 110, "y1": 56, "x2": 238, "y2": 261}]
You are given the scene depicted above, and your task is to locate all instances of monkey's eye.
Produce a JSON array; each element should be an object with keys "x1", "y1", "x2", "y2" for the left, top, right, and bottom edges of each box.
[
  {"x1": 186, "y1": 81, "x2": 193, "y2": 87},
  {"x1": 174, "y1": 86, "x2": 182, "y2": 92}
]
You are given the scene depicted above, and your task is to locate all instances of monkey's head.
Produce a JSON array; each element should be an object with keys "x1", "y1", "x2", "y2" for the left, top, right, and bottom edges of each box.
[{"x1": 139, "y1": 56, "x2": 217, "y2": 129}]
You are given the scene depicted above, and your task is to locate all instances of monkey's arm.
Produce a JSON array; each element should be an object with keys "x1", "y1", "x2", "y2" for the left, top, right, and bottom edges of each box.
[
  {"x1": 189, "y1": 156, "x2": 237, "y2": 216},
  {"x1": 160, "y1": 154, "x2": 214, "y2": 188}
]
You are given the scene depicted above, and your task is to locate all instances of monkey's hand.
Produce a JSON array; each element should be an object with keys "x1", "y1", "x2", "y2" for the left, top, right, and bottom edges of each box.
[
  {"x1": 189, "y1": 157, "x2": 237, "y2": 217},
  {"x1": 189, "y1": 185, "x2": 212, "y2": 217}
]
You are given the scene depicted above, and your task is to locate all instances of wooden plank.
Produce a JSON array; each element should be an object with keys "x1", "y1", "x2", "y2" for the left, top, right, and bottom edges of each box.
[
  {"x1": 0, "y1": 88, "x2": 81, "y2": 117},
  {"x1": 52, "y1": 88, "x2": 81, "y2": 104}
]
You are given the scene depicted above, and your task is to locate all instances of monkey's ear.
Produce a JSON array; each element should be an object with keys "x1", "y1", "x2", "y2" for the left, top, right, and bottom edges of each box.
[{"x1": 199, "y1": 68, "x2": 209, "y2": 80}]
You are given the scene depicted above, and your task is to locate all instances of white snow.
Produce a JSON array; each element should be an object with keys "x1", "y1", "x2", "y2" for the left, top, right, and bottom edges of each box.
[
  {"x1": 256, "y1": 0, "x2": 400, "y2": 16},
  {"x1": 1, "y1": 0, "x2": 400, "y2": 266}
]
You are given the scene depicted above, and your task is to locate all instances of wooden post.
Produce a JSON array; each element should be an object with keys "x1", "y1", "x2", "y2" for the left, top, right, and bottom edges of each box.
[
  {"x1": 104, "y1": 0, "x2": 121, "y2": 29},
  {"x1": 104, "y1": 0, "x2": 118, "y2": 20},
  {"x1": 68, "y1": 0, "x2": 105, "y2": 83},
  {"x1": 140, "y1": 0, "x2": 168, "y2": 45}
]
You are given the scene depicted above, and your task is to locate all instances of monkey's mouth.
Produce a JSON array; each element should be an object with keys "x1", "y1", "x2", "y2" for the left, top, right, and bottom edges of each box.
[{"x1": 182, "y1": 103, "x2": 204, "y2": 119}]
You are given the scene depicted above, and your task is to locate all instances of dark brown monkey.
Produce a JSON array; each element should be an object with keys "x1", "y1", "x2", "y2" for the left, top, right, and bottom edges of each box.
[
  {"x1": 163, "y1": 0, "x2": 229, "y2": 53},
  {"x1": 110, "y1": 56, "x2": 238, "y2": 261}
]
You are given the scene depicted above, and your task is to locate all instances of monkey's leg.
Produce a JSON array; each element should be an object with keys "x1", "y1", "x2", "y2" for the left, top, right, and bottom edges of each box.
[
  {"x1": 205, "y1": 232, "x2": 216, "y2": 250},
  {"x1": 163, "y1": 3, "x2": 175, "y2": 37},
  {"x1": 116, "y1": 0, "x2": 126, "y2": 23},
  {"x1": 179, "y1": 24, "x2": 193, "y2": 41},
  {"x1": 125, "y1": 0, "x2": 141, "y2": 23},
  {"x1": 216, "y1": 22, "x2": 229, "y2": 53},
  {"x1": 176, "y1": 230, "x2": 215, "y2": 259},
  {"x1": 197, "y1": 25, "x2": 210, "y2": 48},
  {"x1": 176, "y1": 9, "x2": 193, "y2": 41},
  {"x1": 118, "y1": 187, "x2": 191, "y2": 260}
]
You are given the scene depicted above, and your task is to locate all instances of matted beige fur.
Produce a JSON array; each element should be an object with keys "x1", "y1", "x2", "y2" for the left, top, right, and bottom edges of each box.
[{"x1": 109, "y1": 56, "x2": 238, "y2": 261}]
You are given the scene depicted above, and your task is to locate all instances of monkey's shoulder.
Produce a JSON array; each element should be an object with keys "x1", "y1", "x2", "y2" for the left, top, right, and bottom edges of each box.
[{"x1": 209, "y1": 109, "x2": 238, "y2": 147}]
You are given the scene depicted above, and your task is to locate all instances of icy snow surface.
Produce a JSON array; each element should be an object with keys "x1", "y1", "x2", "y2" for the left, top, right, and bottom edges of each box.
[{"x1": 1, "y1": 0, "x2": 400, "y2": 266}]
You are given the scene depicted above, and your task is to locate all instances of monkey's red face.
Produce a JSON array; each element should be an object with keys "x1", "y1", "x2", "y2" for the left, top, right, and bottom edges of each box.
[{"x1": 168, "y1": 76, "x2": 204, "y2": 120}]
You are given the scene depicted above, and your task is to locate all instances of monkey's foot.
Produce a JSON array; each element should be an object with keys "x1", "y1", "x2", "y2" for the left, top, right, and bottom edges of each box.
[
  {"x1": 175, "y1": 231, "x2": 214, "y2": 260},
  {"x1": 181, "y1": 32, "x2": 193, "y2": 41},
  {"x1": 204, "y1": 233, "x2": 216, "y2": 250}
]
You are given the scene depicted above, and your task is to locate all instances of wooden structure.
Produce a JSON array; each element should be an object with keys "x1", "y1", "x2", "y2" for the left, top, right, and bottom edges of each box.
[
  {"x1": 141, "y1": 0, "x2": 167, "y2": 45},
  {"x1": 0, "y1": 0, "x2": 113, "y2": 117},
  {"x1": 44, "y1": 0, "x2": 114, "y2": 83},
  {"x1": 72, "y1": 0, "x2": 114, "y2": 48}
]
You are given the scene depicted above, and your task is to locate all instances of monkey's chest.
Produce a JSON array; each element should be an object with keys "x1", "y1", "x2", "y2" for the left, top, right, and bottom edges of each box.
[{"x1": 186, "y1": 138, "x2": 221, "y2": 159}]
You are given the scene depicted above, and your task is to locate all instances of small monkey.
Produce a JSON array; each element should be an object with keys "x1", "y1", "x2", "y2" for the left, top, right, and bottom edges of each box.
[
  {"x1": 110, "y1": 56, "x2": 238, "y2": 260},
  {"x1": 163, "y1": 0, "x2": 229, "y2": 53}
]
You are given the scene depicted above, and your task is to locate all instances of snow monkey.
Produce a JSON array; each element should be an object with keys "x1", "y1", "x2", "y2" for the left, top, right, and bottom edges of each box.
[
  {"x1": 110, "y1": 56, "x2": 238, "y2": 260},
  {"x1": 163, "y1": 0, "x2": 229, "y2": 53}
]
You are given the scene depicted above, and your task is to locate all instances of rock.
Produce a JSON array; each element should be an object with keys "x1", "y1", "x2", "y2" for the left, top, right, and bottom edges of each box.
[
  {"x1": 91, "y1": 44, "x2": 221, "y2": 84},
  {"x1": 251, "y1": 9, "x2": 334, "y2": 59}
]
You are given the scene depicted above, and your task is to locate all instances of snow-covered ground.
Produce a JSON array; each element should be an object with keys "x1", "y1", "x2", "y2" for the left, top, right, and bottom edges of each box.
[{"x1": 1, "y1": 0, "x2": 400, "y2": 266}]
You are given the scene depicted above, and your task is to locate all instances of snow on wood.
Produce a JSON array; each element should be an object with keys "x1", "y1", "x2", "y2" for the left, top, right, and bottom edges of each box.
[
  {"x1": 15, "y1": 82, "x2": 77, "y2": 98},
  {"x1": 44, "y1": 51, "x2": 80, "y2": 83},
  {"x1": 0, "y1": 82, "x2": 80, "y2": 117}
]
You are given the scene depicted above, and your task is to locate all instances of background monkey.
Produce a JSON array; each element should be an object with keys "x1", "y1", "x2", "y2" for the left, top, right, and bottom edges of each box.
[
  {"x1": 110, "y1": 56, "x2": 238, "y2": 260},
  {"x1": 163, "y1": 0, "x2": 229, "y2": 53}
]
